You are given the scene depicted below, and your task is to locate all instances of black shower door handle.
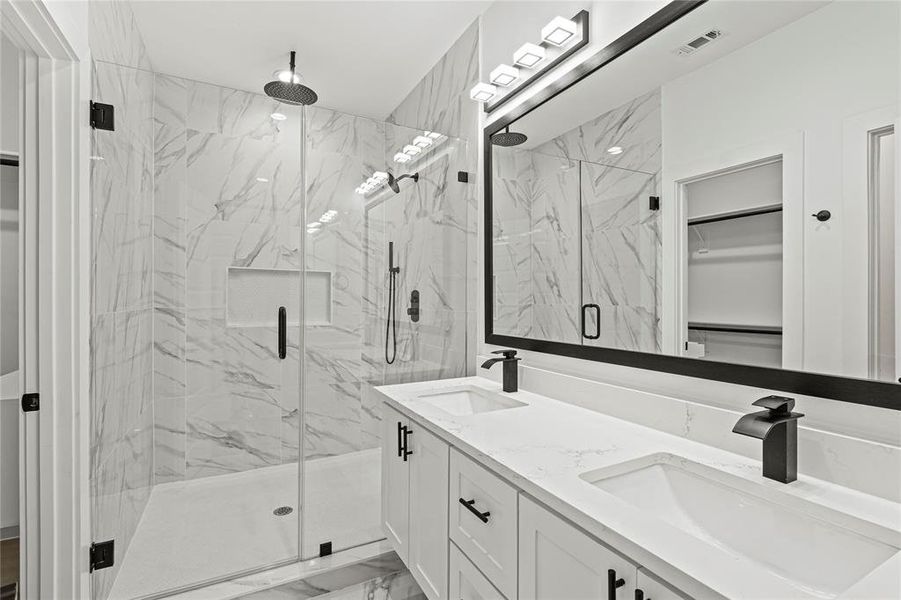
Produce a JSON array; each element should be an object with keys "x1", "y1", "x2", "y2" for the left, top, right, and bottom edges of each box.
[
  {"x1": 581, "y1": 303, "x2": 600, "y2": 339},
  {"x1": 278, "y1": 306, "x2": 287, "y2": 359}
]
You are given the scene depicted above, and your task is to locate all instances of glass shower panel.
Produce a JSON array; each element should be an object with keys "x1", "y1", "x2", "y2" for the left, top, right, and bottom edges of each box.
[
  {"x1": 301, "y1": 112, "x2": 470, "y2": 559},
  {"x1": 580, "y1": 161, "x2": 660, "y2": 352}
]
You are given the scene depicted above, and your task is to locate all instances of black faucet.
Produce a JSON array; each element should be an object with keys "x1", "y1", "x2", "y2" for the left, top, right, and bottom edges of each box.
[
  {"x1": 481, "y1": 349, "x2": 521, "y2": 393},
  {"x1": 732, "y1": 396, "x2": 804, "y2": 483}
]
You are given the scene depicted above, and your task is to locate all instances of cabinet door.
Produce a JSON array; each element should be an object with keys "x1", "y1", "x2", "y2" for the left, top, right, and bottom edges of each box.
[
  {"x1": 519, "y1": 496, "x2": 637, "y2": 600},
  {"x1": 635, "y1": 568, "x2": 689, "y2": 600},
  {"x1": 408, "y1": 422, "x2": 450, "y2": 600},
  {"x1": 450, "y1": 542, "x2": 507, "y2": 600},
  {"x1": 381, "y1": 405, "x2": 409, "y2": 561}
]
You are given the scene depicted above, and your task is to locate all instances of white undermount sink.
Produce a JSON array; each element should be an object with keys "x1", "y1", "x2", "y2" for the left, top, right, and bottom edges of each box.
[
  {"x1": 412, "y1": 385, "x2": 526, "y2": 416},
  {"x1": 580, "y1": 453, "x2": 899, "y2": 599}
]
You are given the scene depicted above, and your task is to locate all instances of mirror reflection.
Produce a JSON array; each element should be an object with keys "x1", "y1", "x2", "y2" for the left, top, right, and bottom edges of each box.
[{"x1": 490, "y1": 0, "x2": 898, "y2": 383}]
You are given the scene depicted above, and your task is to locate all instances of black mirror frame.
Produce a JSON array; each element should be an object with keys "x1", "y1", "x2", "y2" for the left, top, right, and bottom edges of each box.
[{"x1": 483, "y1": 0, "x2": 901, "y2": 411}]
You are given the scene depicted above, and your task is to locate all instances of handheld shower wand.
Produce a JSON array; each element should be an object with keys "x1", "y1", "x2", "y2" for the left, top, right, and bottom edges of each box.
[{"x1": 385, "y1": 242, "x2": 400, "y2": 364}]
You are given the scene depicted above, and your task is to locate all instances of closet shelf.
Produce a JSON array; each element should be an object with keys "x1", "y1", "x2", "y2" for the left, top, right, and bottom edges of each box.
[
  {"x1": 687, "y1": 321, "x2": 783, "y2": 335},
  {"x1": 687, "y1": 204, "x2": 782, "y2": 226}
]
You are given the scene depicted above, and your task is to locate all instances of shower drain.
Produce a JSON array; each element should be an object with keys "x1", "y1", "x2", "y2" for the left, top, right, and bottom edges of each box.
[{"x1": 273, "y1": 506, "x2": 294, "y2": 516}]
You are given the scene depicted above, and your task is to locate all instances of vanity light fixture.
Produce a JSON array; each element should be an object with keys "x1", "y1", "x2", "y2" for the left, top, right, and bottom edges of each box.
[
  {"x1": 306, "y1": 222, "x2": 321, "y2": 228},
  {"x1": 490, "y1": 64, "x2": 520, "y2": 87},
  {"x1": 513, "y1": 43, "x2": 546, "y2": 68},
  {"x1": 413, "y1": 135, "x2": 433, "y2": 148},
  {"x1": 270, "y1": 112, "x2": 287, "y2": 121},
  {"x1": 425, "y1": 131, "x2": 441, "y2": 140},
  {"x1": 541, "y1": 16, "x2": 579, "y2": 47},
  {"x1": 470, "y1": 82, "x2": 498, "y2": 102},
  {"x1": 394, "y1": 152, "x2": 412, "y2": 164},
  {"x1": 607, "y1": 146, "x2": 624, "y2": 155},
  {"x1": 372, "y1": 171, "x2": 388, "y2": 182},
  {"x1": 403, "y1": 144, "x2": 422, "y2": 157}
]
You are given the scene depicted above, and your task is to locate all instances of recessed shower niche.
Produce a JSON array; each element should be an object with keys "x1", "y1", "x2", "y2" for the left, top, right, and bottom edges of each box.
[{"x1": 226, "y1": 267, "x2": 332, "y2": 326}]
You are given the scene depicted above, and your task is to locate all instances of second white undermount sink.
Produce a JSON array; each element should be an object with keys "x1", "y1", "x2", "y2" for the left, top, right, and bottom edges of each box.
[
  {"x1": 412, "y1": 385, "x2": 526, "y2": 416},
  {"x1": 580, "y1": 453, "x2": 899, "y2": 599}
]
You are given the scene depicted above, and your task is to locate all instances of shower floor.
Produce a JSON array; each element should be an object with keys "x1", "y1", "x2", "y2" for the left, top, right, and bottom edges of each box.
[{"x1": 110, "y1": 448, "x2": 382, "y2": 600}]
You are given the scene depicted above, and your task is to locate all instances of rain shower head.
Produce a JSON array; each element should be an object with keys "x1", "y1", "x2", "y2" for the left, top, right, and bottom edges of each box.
[
  {"x1": 264, "y1": 51, "x2": 318, "y2": 106},
  {"x1": 387, "y1": 171, "x2": 419, "y2": 194},
  {"x1": 491, "y1": 126, "x2": 528, "y2": 147}
]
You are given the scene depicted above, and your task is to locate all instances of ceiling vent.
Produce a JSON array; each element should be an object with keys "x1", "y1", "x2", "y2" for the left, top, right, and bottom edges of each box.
[{"x1": 674, "y1": 29, "x2": 724, "y2": 56}]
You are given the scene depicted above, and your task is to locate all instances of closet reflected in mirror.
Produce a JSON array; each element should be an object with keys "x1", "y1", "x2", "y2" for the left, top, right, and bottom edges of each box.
[{"x1": 488, "y1": 0, "x2": 899, "y2": 384}]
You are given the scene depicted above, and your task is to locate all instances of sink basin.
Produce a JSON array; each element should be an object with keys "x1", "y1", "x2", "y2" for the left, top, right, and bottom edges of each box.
[
  {"x1": 412, "y1": 385, "x2": 526, "y2": 416},
  {"x1": 580, "y1": 453, "x2": 899, "y2": 599}
]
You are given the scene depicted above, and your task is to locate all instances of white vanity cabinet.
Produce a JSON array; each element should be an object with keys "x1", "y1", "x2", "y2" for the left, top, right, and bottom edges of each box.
[
  {"x1": 636, "y1": 568, "x2": 689, "y2": 600},
  {"x1": 450, "y1": 542, "x2": 506, "y2": 600},
  {"x1": 519, "y1": 495, "x2": 638, "y2": 600},
  {"x1": 381, "y1": 405, "x2": 449, "y2": 600}
]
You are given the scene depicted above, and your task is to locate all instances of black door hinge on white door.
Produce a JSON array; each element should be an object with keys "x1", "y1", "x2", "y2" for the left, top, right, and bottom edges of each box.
[
  {"x1": 649, "y1": 196, "x2": 660, "y2": 211},
  {"x1": 90, "y1": 540, "x2": 115, "y2": 572},
  {"x1": 90, "y1": 101, "x2": 115, "y2": 131},
  {"x1": 21, "y1": 392, "x2": 39, "y2": 412}
]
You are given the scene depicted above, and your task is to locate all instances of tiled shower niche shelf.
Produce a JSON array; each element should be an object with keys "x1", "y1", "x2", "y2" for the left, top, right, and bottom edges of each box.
[{"x1": 226, "y1": 266, "x2": 332, "y2": 327}]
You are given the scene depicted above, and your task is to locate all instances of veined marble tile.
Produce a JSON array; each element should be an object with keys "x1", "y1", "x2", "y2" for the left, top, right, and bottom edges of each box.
[
  {"x1": 89, "y1": 0, "x2": 151, "y2": 70},
  {"x1": 306, "y1": 107, "x2": 385, "y2": 166},
  {"x1": 186, "y1": 81, "x2": 302, "y2": 142}
]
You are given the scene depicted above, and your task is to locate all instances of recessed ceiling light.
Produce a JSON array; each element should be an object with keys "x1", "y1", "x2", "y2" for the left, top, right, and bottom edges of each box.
[
  {"x1": 256, "y1": 177, "x2": 269, "y2": 183},
  {"x1": 394, "y1": 152, "x2": 412, "y2": 164},
  {"x1": 403, "y1": 144, "x2": 422, "y2": 157},
  {"x1": 274, "y1": 69, "x2": 301, "y2": 84},
  {"x1": 607, "y1": 146, "x2": 624, "y2": 155},
  {"x1": 270, "y1": 112, "x2": 287, "y2": 121},
  {"x1": 469, "y1": 82, "x2": 498, "y2": 103},
  {"x1": 413, "y1": 135, "x2": 433, "y2": 148},
  {"x1": 513, "y1": 43, "x2": 546, "y2": 68},
  {"x1": 490, "y1": 64, "x2": 519, "y2": 87},
  {"x1": 541, "y1": 16, "x2": 578, "y2": 47}
]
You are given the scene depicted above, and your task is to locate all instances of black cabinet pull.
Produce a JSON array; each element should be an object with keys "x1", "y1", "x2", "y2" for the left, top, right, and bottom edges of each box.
[
  {"x1": 634, "y1": 590, "x2": 649, "y2": 600},
  {"x1": 397, "y1": 421, "x2": 404, "y2": 457},
  {"x1": 402, "y1": 427, "x2": 413, "y2": 461},
  {"x1": 581, "y1": 303, "x2": 601, "y2": 339},
  {"x1": 278, "y1": 306, "x2": 287, "y2": 359},
  {"x1": 458, "y1": 498, "x2": 490, "y2": 523},
  {"x1": 608, "y1": 569, "x2": 625, "y2": 599}
]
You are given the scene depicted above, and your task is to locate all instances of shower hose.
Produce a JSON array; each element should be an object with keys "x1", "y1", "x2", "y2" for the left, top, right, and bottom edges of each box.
[{"x1": 385, "y1": 267, "x2": 398, "y2": 364}]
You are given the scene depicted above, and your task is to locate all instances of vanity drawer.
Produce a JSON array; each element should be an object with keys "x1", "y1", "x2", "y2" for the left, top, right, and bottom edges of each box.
[
  {"x1": 449, "y1": 449, "x2": 518, "y2": 599},
  {"x1": 450, "y1": 541, "x2": 507, "y2": 600}
]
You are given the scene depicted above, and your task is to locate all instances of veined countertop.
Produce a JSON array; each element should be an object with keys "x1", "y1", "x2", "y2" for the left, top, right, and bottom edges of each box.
[{"x1": 375, "y1": 376, "x2": 901, "y2": 600}]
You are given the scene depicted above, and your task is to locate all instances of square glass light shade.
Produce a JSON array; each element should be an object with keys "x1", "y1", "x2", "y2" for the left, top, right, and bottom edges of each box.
[
  {"x1": 425, "y1": 131, "x2": 441, "y2": 139},
  {"x1": 513, "y1": 43, "x2": 546, "y2": 68},
  {"x1": 372, "y1": 171, "x2": 388, "y2": 181},
  {"x1": 413, "y1": 135, "x2": 433, "y2": 148},
  {"x1": 394, "y1": 152, "x2": 412, "y2": 164},
  {"x1": 403, "y1": 144, "x2": 422, "y2": 156},
  {"x1": 469, "y1": 82, "x2": 498, "y2": 102},
  {"x1": 541, "y1": 16, "x2": 578, "y2": 47},
  {"x1": 490, "y1": 64, "x2": 519, "y2": 87}
]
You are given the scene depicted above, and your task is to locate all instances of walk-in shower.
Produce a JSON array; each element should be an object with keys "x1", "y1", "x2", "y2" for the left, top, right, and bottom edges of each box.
[{"x1": 89, "y1": 60, "x2": 471, "y2": 600}]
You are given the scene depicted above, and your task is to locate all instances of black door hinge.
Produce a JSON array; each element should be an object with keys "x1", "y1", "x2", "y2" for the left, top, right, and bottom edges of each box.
[
  {"x1": 21, "y1": 393, "x2": 39, "y2": 412},
  {"x1": 319, "y1": 541, "x2": 332, "y2": 557},
  {"x1": 90, "y1": 540, "x2": 115, "y2": 572},
  {"x1": 90, "y1": 101, "x2": 115, "y2": 131},
  {"x1": 649, "y1": 196, "x2": 660, "y2": 211},
  {"x1": 457, "y1": 171, "x2": 470, "y2": 183}
]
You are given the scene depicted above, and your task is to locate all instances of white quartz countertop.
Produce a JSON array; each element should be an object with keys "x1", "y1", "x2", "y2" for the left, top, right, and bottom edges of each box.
[{"x1": 376, "y1": 376, "x2": 901, "y2": 600}]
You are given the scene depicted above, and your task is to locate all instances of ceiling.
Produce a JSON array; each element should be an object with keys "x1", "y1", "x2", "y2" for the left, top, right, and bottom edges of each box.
[{"x1": 130, "y1": 1, "x2": 491, "y2": 120}]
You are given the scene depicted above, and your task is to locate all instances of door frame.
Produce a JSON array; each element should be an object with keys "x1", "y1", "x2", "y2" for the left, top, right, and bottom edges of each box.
[{"x1": 2, "y1": 1, "x2": 91, "y2": 598}]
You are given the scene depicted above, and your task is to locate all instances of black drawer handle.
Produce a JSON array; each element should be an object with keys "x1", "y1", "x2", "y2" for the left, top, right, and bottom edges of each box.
[
  {"x1": 397, "y1": 421, "x2": 404, "y2": 457},
  {"x1": 402, "y1": 427, "x2": 413, "y2": 461},
  {"x1": 635, "y1": 589, "x2": 650, "y2": 600},
  {"x1": 581, "y1": 303, "x2": 600, "y2": 339},
  {"x1": 278, "y1": 306, "x2": 287, "y2": 359},
  {"x1": 608, "y1": 569, "x2": 625, "y2": 599},
  {"x1": 459, "y1": 498, "x2": 490, "y2": 523}
]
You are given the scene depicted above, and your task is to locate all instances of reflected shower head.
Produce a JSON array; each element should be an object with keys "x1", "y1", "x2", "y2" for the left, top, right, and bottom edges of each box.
[
  {"x1": 387, "y1": 171, "x2": 419, "y2": 194},
  {"x1": 264, "y1": 51, "x2": 318, "y2": 106},
  {"x1": 491, "y1": 126, "x2": 528, "y2": 147}
]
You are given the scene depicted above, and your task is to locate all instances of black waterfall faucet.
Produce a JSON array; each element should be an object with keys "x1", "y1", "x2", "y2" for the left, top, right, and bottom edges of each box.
[
  {"x1": 732, "y1": 395, "x2": 805, "y2": 483},
  {"x1": 481, "y1": 349, "x2": 521, "y2": 393}
]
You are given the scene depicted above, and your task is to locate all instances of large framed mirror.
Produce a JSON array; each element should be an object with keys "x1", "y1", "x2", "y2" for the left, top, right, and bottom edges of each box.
[{"x1": 484, "y1": 0, "x2": 900, "y2": 408}]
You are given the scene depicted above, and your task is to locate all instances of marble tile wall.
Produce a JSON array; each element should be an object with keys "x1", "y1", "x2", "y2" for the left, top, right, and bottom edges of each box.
[
  {"x1": 90, "y1": 60, "x2": 154, "y2": 600},
  {"x1": 491, "y1": 89, "x2": 662, "y2": 350},
  {"x1": 89, "y1": 0, "x2": 152, "y2": 70},
  {"x1": 152, "y1": 75, "x2": 305, "y2": 482}
]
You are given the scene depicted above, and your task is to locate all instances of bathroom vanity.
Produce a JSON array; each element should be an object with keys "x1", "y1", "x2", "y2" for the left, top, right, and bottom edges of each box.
[{"x1": 377, "y1": 377, "x2": 901, "y2": 600}]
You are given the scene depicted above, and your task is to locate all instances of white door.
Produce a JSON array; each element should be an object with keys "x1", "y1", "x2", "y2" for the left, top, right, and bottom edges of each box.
[
  {"x1": 449, "y1": 542, "x2": 506, "y2": 600},
  {"x1": 635, "y1": 567, "x2": 689, "y2": 600},
  {"x1": 519, "y1": 496, "x2": 637, "y2": 600},
  {"x1": 381, "y1": 405, "x2": 409, "y2": 561},
  {"x1": 408, "y1": 422, "x2": 449, "y2": 600}
]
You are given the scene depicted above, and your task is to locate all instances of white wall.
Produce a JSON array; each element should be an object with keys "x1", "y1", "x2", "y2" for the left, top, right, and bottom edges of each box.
[
  {"x1": 661, "y1": 0, "x2": 900, "y2": 379},
  {"x1": 2, "y1": 35, "x2": 19, "y2": 155},
  {"x1": 478, "y1": 1, "x2": 901, "y2": 454}
]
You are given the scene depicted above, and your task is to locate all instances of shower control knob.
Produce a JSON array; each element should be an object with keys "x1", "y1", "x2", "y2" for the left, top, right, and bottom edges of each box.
[{"x1": 812, "y1": 210, "x2": 831, "y2": 222}]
